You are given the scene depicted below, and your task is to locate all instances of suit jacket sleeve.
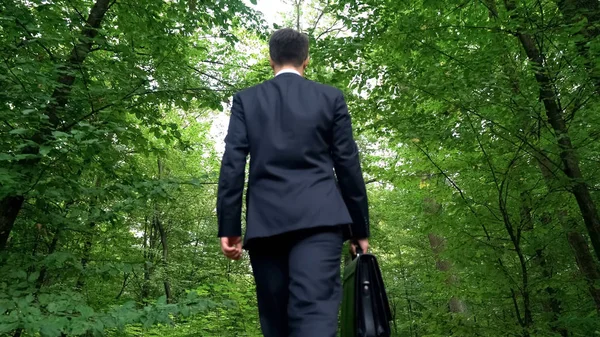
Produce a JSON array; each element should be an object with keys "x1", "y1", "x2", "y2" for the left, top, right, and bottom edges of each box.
[
  {"x1": 331, "y1": 92, "x2": 370, "y2": 239},
  {"x1": 217, "y1": 93, "x2": 249, "y2": 237}
]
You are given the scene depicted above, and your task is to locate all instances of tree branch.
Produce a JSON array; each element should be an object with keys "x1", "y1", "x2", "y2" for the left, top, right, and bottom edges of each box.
[{"x1": 15, "y1": 19, "x2": 57, "y2": 62}]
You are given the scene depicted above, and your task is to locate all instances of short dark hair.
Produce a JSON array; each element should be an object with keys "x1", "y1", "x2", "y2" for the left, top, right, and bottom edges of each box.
[{"x1": 269, "y1": 28, "x2": 309, "y2": 67}]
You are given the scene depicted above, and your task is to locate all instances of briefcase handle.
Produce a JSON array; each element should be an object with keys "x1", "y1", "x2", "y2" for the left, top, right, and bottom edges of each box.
[{"x1": 351, "y1": 239, "x2": 364, "y2": 258}]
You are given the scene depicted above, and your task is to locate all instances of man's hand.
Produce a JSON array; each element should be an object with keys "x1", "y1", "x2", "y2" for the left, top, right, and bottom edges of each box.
[
  {"x1": 350, "y1": 238, "x2": 369, "y2": 256},
  {"x1": 220, "y1": 236, "x2": 242, "y2": 260}
]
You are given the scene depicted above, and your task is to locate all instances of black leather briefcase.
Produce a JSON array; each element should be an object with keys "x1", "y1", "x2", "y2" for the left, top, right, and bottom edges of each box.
[{"x1": 340, "y1": 246, "x2": 392, "y2": 337}]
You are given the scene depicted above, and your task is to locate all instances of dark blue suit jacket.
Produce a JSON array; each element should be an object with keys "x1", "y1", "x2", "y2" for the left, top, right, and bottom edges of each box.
[{"x1": 216, "y1": 72, "x2": 369, "y2": 246}]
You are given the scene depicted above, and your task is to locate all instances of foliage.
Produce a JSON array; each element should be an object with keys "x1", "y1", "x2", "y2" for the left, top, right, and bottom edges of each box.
[{"x1": 2, "y1": 0, "x2": 600, "y2": 336}]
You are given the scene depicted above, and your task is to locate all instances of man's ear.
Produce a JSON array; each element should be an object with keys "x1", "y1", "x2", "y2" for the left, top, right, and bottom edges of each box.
[
  {"x1": 269, "y1": 57, "x2": 275, "y2": 69},
  {"x1": 303, "y1": 56, "x2": 310, "y2": 69}
]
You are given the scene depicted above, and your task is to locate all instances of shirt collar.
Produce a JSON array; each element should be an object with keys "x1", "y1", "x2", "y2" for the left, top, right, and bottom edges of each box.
[{"x1": 275, "y1": 68, "x2": 302, "y2": 77}]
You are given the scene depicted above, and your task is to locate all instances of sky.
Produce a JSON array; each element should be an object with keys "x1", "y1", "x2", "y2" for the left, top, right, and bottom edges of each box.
[
  {"x1": 210, "y1": 0, "x2": 352, "y2": 154},
  {"x1": 247, "y1": 0, "x2": 291, "y2": 26},
  {"x1": 209, "y1": 0, "x2": 292, "y2": 154}
]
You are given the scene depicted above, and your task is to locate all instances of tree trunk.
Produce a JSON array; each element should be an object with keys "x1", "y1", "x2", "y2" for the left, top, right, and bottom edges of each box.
[
  {"x1": 495, "y1": 174, "x2": 532, "y2": 337},
  {"x1": 75, "y1": 222, "x2": 95, "y2": 290},
  {"x1": 155, "y1": 158, "x2": 172, "y2": 303},
  {"x1": 75, "y1": 176, "x2": 102, "y2": 290},
  {"x1": 154, "y1": 214, "x2": 171, "y2": 302},
  {"x1": 0, "y1": 196, "x2": 24, "y2": 250},
  {"x1": 115, "y1": 272, "x2": 130, "y2": 300},
  {"x1": 14, "y1": 227, "x2": 62, "y2": 337},
  {"x1": 532, "y1": 151, "x2": 600, "y2": 315},
  {"x1": 519, "y1": 190, "x2": 568, "y2": 335},
  {"x1": 36, "y1": 229, "x2": 61, "y2": 290},
  {"x1": 402, "y1": 269, "x2": 416, "y2": 337},
  {"x1": 488, "y1": 0, "x2": 600, "y2": 310},
  {"x1": 0, "y1": 0, "x2": 112, "y2": 251},
  {"x1": 294, "y1": 0, "x2": 303, "y2": 31},
  {"x1": 566, "y1": 225, "x2": 600, "y2": 314},
  {"x1": 535, "y1": 249, "x2": 569, "y2": 336},
  {"x1": 503, "y1": 0, "x2": 600, "y2": 263},
  {"x1": 423, "y1": 193, "x2": 467, "y2": 314},
  {"x1": 427, "y1": 233, "x2": 467, "y2": 313},
  {"x1": 141, "y1": 215, "x2": 155, "y2": 304}
]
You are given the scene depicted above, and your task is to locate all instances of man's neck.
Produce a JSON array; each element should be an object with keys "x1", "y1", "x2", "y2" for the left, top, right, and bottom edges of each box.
[{"x1": 274, "y1": 66, "x2": 304, "y2": 77}]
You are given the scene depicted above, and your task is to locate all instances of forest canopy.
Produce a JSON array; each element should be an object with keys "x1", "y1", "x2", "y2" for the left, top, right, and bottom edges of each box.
[{"x1": 1, "y1": 0, "x2": 600, "y2": 336}]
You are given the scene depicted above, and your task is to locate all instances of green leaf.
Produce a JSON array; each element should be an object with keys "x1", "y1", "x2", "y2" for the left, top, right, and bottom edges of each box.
[
  {"x1": 9, "y1": 128, "x2": 28, "y2": 135},
  {"x1": 180, "y1": 305, "x2": 190, "y2": 317},
  {"x1": 39, "y1": 146, "x2": 52, "y2": 156},
  {"x1": 0, "y1": 323, "x2": 19, "y2": 334},
  {"x1": 142, "y1": 315, "x2": 155, "y2": 329},
  {"x1": 51, "y1": 131, "x2": 69, "y2": 139},
  {"x1": 12, "y1": 270, "x2": 27, "y2": 279},
  {"x1": 69, "y1": 319, "x2": 89, "y2": 335},
  {"x1": 40, "y1": 322, "x2": 62, "y2": 337},
  {"x1": 76, "y1": 305, "x2": 94, "y2": 319}
]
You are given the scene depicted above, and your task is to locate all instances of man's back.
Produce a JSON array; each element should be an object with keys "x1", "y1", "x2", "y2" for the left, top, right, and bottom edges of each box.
[
  {"x1": 240, "y1": 73, "x2": 354, "y2": 243},
  {"x1": 217, "y1": 71, "x2": 369, "y2": 246}
]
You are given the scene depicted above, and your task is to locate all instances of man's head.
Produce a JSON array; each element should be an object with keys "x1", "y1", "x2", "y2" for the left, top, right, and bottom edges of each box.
[{"x1": 269, "y1": 28, "x2": 310, "y2": 74}]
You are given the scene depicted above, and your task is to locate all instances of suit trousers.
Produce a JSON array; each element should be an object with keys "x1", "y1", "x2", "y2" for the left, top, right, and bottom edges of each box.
[{"x1": 248, "y1": 225, "x2": 344, "y2": 337}]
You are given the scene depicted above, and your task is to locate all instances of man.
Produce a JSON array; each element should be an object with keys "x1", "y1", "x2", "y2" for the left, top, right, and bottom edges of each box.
[{"x1": 216, "y1": 28, "x2": 370, "y2": 337}]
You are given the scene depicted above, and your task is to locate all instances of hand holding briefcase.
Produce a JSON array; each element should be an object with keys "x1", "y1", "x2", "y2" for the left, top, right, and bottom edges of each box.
[{"x1": 341, "y1": 244, "x2": 392, "y2": 337}]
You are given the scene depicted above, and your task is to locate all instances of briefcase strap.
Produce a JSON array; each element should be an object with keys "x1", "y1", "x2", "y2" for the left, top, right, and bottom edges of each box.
[{"x1": 358, "y1": 260, "x2": 376, "y2": 336}]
